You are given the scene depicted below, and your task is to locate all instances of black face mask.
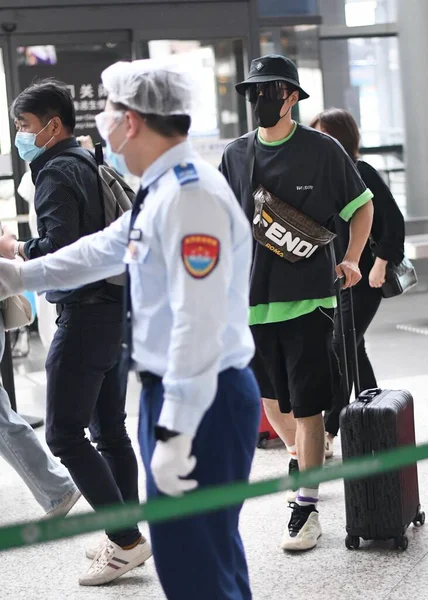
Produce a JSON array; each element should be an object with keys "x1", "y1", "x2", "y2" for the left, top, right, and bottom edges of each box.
[{"x1": 254, "y1": 95, "x2": 291, "y2": 129}]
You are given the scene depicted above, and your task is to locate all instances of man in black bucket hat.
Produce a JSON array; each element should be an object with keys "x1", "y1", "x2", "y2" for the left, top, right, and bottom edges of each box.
[
  {"x1": 220, "y1": 55, "x2": 374, "y2": 552},
  {"x1": 235, "y1": 55, "x2": 310, "y2": 100}
]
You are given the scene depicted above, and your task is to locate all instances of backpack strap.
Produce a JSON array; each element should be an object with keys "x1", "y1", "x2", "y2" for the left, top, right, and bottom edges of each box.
[
  {"x1": 57, "y1": 147, "x2": 107, "y2": 226},
  {"x1": 94, "y1": 142, "x2": 104, "y2": 166},
  {"x1": 57, "y1": 147, "x2": 98, "y2": 172}
]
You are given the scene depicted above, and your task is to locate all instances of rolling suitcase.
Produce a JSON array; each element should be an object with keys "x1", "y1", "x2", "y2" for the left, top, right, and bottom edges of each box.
[
  {"x1": 257, "y1": 401, "x2": 279, "y2": 448},
  {"x1": 336, "y1": 278, "x2": 425, "y2": 550}
]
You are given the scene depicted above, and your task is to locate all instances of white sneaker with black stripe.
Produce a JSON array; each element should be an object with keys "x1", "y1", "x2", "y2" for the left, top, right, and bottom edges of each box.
[
  {"x1": 79, "y1": 538, "x2": 152, "y2": 586},
  {"x1": 281, "y1": 503, "x2": 322, "y2": 551}
]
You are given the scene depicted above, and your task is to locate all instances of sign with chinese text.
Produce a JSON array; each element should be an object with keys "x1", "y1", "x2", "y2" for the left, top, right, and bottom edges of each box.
[{"x1": 18, "y1": 46, "x2": 131, "y2": 143}]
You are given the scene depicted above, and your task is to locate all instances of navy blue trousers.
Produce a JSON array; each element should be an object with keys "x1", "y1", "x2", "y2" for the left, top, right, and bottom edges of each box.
[{"x1": 138, "y1": 367, "x2": 261, "y2": 600}]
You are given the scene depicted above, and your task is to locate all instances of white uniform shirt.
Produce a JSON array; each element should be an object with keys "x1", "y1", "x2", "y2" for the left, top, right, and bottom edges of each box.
[{"x1": 22, "y1": 140, "x2": 255, "y2": 437}]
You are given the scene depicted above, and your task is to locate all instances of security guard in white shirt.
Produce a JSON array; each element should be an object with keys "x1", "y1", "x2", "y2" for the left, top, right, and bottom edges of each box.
[{"x1": 0, "y1": 60, "x2": 261, "y2": 599}]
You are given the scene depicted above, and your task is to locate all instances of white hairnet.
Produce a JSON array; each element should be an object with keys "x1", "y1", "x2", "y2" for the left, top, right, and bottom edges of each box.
[{"x1": 101, "y1": 59, "x2": 193, "y2": 116}]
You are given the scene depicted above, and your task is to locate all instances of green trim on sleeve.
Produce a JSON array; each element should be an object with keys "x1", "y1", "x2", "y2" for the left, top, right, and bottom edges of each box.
[
  {"x1": 339, "y1": 188, "x2": 373, "y2": 222},
  {"x1": 249, "y1": 296, "x2": 337, "y2": 326}
]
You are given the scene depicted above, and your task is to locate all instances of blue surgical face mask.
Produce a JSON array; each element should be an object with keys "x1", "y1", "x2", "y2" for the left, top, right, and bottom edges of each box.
[
  {"x1": 15, "y1": 120, "x2": 54, "y2": 163},
  {"x1": 105, "y1": 139, "x2": 129, "y2": 176}
]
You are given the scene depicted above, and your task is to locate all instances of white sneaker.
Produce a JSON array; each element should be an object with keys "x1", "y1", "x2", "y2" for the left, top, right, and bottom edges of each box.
[
  {"x1": 79, "y1": 538, "x2": 152, "y2": 586},
  {"x1": 325, "y1": 434, "x2": 334, "y2": 459},
  {"x1": 281, "y1": 503, "x2": 322, "y2": 551},
  {"x1": 85, "y1": 535, "x2": 108, "y2": 560},
  {"x1": 46, "y1": 488, "x2": 81, "y2": 518}
]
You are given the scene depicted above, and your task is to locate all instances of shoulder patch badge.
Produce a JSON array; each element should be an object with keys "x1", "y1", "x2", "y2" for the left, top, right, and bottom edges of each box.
[
  {"x1": 174, "y1": 163, "x2": 199, "y2": 186},
  {"x1": 181, "y1": 234, "x2": 220, "y2": 279}
]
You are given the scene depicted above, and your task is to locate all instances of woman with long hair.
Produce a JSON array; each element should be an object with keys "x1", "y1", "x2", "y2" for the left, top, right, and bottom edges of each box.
[{"x1": 310, "y1": 108, "x2": 405, "y2": 457}]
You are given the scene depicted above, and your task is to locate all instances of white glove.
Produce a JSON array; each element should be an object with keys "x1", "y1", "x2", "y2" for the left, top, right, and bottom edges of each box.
[
  {"x1": 151, "y1": 434, "x2": 198, "y2": 497},
  {"x1": 0, "y1": 259, "x2": 24, "y2": 300}
]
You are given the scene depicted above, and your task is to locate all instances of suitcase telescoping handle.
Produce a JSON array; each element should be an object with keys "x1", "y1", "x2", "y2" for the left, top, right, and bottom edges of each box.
[{"x1": 334, "y1": 276, "x2": 361, "y2": 400}]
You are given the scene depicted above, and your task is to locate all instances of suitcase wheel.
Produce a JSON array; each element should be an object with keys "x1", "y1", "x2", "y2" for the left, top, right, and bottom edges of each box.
[
  {"x1": 345, "y1": 535, "x2": 360, "y2": 550},
  {"x1": 413, "y1": 511, "x2": 425, "y2": 527},
  {"x1": 393, "y1": 535, "x2": 408, "y2": 551},
  {"x1": 257, "y1": 433, "x2": 269, "y2": 449}
]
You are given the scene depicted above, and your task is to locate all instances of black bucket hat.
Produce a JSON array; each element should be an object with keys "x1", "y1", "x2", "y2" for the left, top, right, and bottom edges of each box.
[{"x1": 236, "y1": 54, "x2": 309, "y2": 101}]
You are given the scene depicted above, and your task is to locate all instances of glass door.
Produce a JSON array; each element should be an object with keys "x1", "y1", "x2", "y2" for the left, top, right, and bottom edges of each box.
[
  {"x1": 14, "y1": 31, "x2": 132, "y2": 145},
  {"x1": 6, "y1": 31, "x2": 133, "y2": 221},
  {"x1": 259, "y1": 24, "x2": 324, "y2": 126},
  {"x1": 0, "y1": 41, "x2": 18, "y2": 235},
  {"x1": 138, "y1": 37, "x2": 247, "y2": 167}
]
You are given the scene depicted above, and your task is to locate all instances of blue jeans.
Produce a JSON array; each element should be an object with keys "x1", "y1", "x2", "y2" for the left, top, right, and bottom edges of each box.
[
  {"x1": 139, "y1": 367, "x2": 261, "y2": 600},
  {"x1": 0, "y1": 313, "x2": 76, "y2": 513}
]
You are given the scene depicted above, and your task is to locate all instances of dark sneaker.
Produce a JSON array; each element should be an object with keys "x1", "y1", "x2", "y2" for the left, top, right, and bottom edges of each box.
[
  {"x1": 281, "y1": 503, "x2": 321, "y2": 551},
  {"x1": 285, "y1": 458, "x2": 299, "y2": 503}
]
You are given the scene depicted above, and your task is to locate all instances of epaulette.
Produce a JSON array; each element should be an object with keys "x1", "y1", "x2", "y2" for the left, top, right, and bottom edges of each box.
[{"x1": 173, "y1": 162, "x2": 199, "y2": 186}]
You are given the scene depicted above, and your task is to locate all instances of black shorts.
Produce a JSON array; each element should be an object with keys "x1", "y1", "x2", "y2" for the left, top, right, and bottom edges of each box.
[{"x1": 250, "y1": 308, "x2": 340, "y2": 418}]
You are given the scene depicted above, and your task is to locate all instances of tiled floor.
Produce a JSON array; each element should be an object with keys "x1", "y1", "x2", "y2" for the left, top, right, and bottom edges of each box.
[{"x1": 1, "y1": 291, "x2": 428, "y2": 599}]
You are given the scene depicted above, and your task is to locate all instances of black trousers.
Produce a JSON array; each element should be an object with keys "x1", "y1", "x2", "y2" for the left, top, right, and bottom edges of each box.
[
  {"x1": 45, "y1": 302, "x2": 141, "y2": 546},
  {"x1": 324, "y1": 282, "x2": 382, "y2": 437}
]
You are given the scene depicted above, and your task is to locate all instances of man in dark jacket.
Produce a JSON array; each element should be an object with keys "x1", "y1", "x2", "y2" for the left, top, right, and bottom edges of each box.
[{"x1": 0, "y1": 80, "x2": 151, "y2": 585}]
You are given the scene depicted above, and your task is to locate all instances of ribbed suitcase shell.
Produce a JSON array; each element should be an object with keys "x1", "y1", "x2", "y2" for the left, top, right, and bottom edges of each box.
[{"x1": 340, "y1": 388, "x2": 420, "y2": 541}]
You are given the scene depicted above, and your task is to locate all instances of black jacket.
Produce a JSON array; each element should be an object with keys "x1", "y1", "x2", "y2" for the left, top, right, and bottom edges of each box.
[
  {"x1": 25, "y1": 137, "x2": 120, "y2": 305},
  {"x1": 334, "y1": 160, "x2": 405, "y2": 279}
]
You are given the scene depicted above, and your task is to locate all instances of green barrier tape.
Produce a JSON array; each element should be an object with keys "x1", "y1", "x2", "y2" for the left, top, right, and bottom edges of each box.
[{"x1": 1, "y1": 442, "x2": 428, "y2": 552}]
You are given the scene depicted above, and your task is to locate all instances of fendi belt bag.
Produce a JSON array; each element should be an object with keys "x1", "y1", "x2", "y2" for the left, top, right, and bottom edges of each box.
[
  {"x1": 245, "y1": 130, "x2": 336, "y2": 263},
  {"x1": 252, "y1": 185, "x2": 336, "y2": 263}
]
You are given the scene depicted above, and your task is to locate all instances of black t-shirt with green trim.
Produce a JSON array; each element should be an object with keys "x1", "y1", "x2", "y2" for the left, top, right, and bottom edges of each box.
[{"x1": 220, "y1": 123, "x2": 372, "y2": 306}]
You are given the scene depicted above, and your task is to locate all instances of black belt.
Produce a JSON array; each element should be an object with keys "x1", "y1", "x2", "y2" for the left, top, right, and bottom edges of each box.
[
  {"x1": 138, "y1": 371, "x2": 162, "y2": 385},
  {"x1": 56, "y1": 297, "x2": 116, "y2": 314}
]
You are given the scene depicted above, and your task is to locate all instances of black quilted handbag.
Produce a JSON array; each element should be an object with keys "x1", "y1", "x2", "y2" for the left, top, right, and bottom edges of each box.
[{"x1": 381, "y1": 257, "x2": 418, "y2": 298}]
